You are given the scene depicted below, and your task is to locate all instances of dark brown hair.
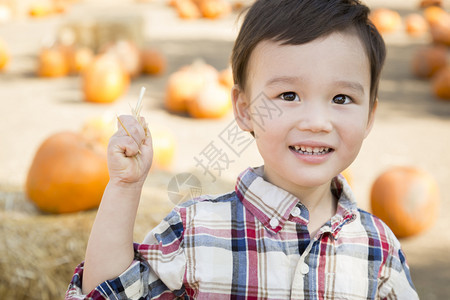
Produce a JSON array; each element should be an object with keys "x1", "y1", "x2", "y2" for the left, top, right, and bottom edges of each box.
[{"x1": 231, "y1": 0, "x2": 386, "y2": 111}]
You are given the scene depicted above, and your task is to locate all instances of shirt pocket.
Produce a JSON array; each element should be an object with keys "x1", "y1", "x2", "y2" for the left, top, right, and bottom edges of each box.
[{"x1": 324, "y1": 273, "x2": 378, "y2": 300}]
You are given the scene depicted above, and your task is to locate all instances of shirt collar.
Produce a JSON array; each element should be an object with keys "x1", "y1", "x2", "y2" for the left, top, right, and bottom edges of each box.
[
  {"x1": 327, "y1": 173, "x2": 358, "y2": 238},
  {"x1": 235, "y1": 166, "x2": 358, "y2": 235}
]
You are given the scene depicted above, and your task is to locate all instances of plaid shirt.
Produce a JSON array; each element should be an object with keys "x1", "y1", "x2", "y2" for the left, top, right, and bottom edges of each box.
[{"x1": 66, "y1": 166, "x2": 418, "y2": 299}]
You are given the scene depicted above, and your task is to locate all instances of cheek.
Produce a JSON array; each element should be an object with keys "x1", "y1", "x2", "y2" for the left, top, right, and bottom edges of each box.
[
  {"x1": 252, "y1": 118, "x2": 285, "y2": 154},
  {"x1": 249, "y1": 101, "x2": 285, "y2": 135},
  {"x1": 338, "y1": 120, "x2": 368, "y2": 154}
]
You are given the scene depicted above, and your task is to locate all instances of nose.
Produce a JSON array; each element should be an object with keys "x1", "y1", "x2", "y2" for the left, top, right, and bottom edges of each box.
[{"x1": 295, "y1": 101, "x2": 332, "y2": 133}]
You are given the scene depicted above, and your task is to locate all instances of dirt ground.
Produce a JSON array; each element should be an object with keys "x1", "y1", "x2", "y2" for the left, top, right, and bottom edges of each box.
[{"x1": 0, "y1": 0, "x2": 449, "y2": 299}]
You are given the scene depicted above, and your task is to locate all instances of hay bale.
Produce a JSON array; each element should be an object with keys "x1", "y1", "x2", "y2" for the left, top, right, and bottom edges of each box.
[
  {"x1": 0, "y1": 169, "x2": 232, "y2": 299},
  {"x1": 0, "y1": 189, "x2": 96, "y2": 299},
  {"x1": 0, "y1": 183, "x2": 174, "y2": 299}
]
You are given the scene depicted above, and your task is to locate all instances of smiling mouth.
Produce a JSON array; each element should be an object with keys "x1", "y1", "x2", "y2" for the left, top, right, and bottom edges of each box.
[{"x1": 289, "y1": 145, "x2": 334, "y2": 155}]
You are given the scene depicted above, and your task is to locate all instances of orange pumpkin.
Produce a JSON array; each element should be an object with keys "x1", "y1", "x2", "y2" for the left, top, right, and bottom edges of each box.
[
  {"x1": 199, "y1": 0, "x2": 232, "y2": 19},
  {"x1": 100, "y1": 40, "x2": 142, "y2": 78},
  {"x1": 411, "y1": 45, "x2": 447, "y2": 79},
  {"x1": 405, "y1": 13, "x2": 430, "y2": 37},
  {"x1": 66, "y1": 45, "x2": 94, "y2": 74},
  {"x1": 0, "y1": 38, "x2": 9, "y2": 71},
  {"x1": 37, "y1": 45, "x2": 69, "y2": 77},
  {"x1": 141, "y1": 47, "x2": 167, "y2": 75},
  {"x1": 432, "y1": 66, "x2": 450, "y2": 100},
  {"x1": 190, "y1": 0, "x2": 204, "y2": 6},
  {"x1": 82, "y1": 54, "x2": 130, "y2": 103},
  {"x1": 369, "y1": 8, "x2": 402, "y2": 34},
  {"x1": 151, "y1": 127, "x2": 176, "y2": 170},
  {"x1": 175, "y1": 0, "x2": 201, "y2": 19},
  {"x1": 25, "y1": 131, "x2": 109, "y2": 214},
  {"x1": 29, "y1": 2, "x2": 54, "y2": 17},
  {"x1": 423, "y1": 5, "x2": 448, "y2": 26},
  {"x1": 81, "y1": 114, "x2": 116, "y2": 148},
  {"x1": 370, "y1": 166, "x2": 440, "y2": 238},
  {"x1": 52, "y1": 0, "x2": 68, "y2": 14},
  {"x1": 218, "y1": 66, "x2": 234, "y2": 90},
  {"x1": 424, "y1": 6, "x2": 450, "y2": 45},
  {"x1": 428, "y1": 13, "x2": 450, "y2": 46},
  {"x1": 187, "y1": 81, "x2": 231, "y2": 118},
  {"x1": 165, "y1": 60, "x2": 218, "y2": 113},
  {"x1": 232, "y1": 0, "x2": 246, "y2": 11},
  {"x1": 419, "y1": 0, "x2": 443, "y2": 9}
]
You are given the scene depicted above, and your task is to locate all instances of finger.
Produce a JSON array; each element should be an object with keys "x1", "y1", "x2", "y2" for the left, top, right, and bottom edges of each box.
[
  {"x1": 140, "y1": 130, "x2": 153, "y2": 157},
  {"x1": 116, "y1": 115, "x2": 146, "y2": 146},
  {"x1": 110, "y1": 135, "x2": 141, "y2": 157},
  {"x1": 139, "y1": 116, "x2": 150, "y2": 137}
]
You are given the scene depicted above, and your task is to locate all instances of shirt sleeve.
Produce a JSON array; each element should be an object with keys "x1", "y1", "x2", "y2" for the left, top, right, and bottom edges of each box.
[
  {"x1": 378, "y1": 244, "x2": 419, "y2": 299},
  {"x1": 65, "y1": 208, "x2": 187, "y2": 300}
]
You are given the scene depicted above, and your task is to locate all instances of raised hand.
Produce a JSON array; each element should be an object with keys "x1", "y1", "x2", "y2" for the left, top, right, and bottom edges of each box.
[{"x1": 108, "y1": 115, "x2": 153, "y2": 187}]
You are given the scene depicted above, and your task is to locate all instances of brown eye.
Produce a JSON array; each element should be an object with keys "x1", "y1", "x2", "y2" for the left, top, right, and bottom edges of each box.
[
  {"x1": 333, "y1": 94, "x2": 352, "y2": 104},
  {"x1": 280, "y1": 92, "x2": 299, "y2": 102}
]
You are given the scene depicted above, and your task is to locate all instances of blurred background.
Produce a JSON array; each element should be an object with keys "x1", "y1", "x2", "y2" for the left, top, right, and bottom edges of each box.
[{"x1": 0, "y1": 0, "x2": 449, "y2": 299}]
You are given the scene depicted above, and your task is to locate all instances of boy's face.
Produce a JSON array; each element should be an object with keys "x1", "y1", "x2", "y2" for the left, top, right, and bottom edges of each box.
[{"x1": 232, "y1": 31, "x2": 376, "y2": 192}]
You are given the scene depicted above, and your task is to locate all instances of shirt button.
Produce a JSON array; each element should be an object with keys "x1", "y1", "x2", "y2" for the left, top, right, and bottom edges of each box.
[
  {"x1": 269, "y1": 217, "x2": 279, "y2": 229},
  {"x1": 300, "y1": 263, "x2": 309, "y2": 275},
  {"x1": 291, "y1": 206, "x2": 301, "y2": 217}
]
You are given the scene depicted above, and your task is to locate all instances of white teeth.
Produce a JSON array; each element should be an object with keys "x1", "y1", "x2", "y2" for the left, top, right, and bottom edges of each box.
[{"x1": 291, "y1": 146, "x2": 331, "y2": 155}]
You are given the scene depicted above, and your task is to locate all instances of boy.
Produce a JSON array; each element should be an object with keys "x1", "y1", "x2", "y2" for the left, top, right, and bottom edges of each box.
[{"x1": 66, "y1": 0, "x2": 419, "y2": 299}]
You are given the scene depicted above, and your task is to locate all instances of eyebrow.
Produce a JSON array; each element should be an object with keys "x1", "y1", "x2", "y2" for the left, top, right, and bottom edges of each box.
[
  {"x1": 333, "y1": 80, "x2": 365, "y2": 96},
  {"x1": 265, "y1": 76, "x2": 302, "y2": 87}
]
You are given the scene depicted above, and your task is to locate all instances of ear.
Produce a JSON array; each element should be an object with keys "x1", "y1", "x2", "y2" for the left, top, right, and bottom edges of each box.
[
  {"x1": 232, "y1": 85, "x2": 254, "y2": 132},
  {"x1": 364, "y1": 98, "x2": 378, "y2": 138}
]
